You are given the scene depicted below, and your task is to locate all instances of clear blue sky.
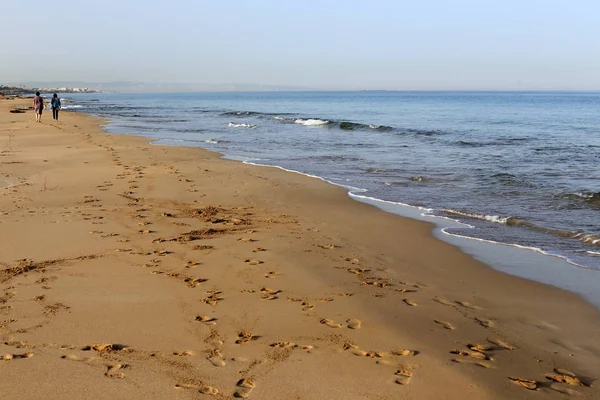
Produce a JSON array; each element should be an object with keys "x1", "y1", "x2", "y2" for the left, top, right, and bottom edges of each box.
[{"x1": 2, "y1": 0, "x2": 598, "y2": 90}]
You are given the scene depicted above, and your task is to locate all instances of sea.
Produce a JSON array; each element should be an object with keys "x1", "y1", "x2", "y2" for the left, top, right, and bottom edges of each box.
[{"x1": 64, "y1": 91, "x2": 600, "y2": 273}]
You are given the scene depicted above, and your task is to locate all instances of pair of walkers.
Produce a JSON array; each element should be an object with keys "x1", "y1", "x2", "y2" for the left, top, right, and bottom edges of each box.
[{"x1": 32, "y1": 92, "x2": 61, "y2": 122}]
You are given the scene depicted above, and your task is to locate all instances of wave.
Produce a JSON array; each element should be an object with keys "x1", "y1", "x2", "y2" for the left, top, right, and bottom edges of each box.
[
  {"x1": 177, "y1": 128, "x2": 209, "y2": 133},
  {"x1": 295, "y1": 118, "x2": 330, "y2": 126},
  {"x1": 439, "y1": 227, "x2": 592, "y2": 270},
  {"x1": 491, "y1": 173, "x2": 536, "y2": 188},
  {"x1": 205, "y1": 139, "x2": 219, "y2": 144},
  {"x1": 557, "y1": 191, "x2": 600, "y2": 208},
  {"x1": 441, "y1": 208, "x2": 600, "y2": 246},
  {"x1": 405, "y1": 128, "x2": 445, "y2": 136},
  {"x1": 456, "y1": 140, "x2": 485, "y2": 147},
  {"x1": 308, "y1": 155, "x2": 363, "y2": 162},
  {"x1": 61, "y1": 105, "x2": 84, "y2": 109},
  {"x1": 441, "y1": 209, "x2": 510, "y2": 224},
  {"x1": 339, "y1": 121, "x2": 394, "y2": 131},
  {"x1": 221, "y1": 111, "x2": 261, "y2": 117},
  {"x1": 228, "y1": 122, "x2": 256, "y2": 128}
]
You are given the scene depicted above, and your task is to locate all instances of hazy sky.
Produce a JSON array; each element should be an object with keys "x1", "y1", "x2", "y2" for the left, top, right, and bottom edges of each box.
[{"x1": 2, "y1": 0, "x2": 598, "y2": 90}]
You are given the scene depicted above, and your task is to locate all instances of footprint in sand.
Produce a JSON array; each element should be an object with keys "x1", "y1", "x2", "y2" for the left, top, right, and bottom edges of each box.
[
  {"x1": 264, "y1": 271, "x2": 279, "y2": 279},
  {"x1": 269, "y1": 342, "x2": 314, "y2": 352},
  {"x1": 82, "y1": 344, "x2": 128, "y2": 352},
  {"x1": 260, "y1": 287, "x2": 282, "y2": 297},
  {"x1": 196, "y1": 315, "x2": 218, "y2": 325},
  {"x1": 434, "y1": 320, "x2": 455, "y2": 330},
  {"x1": 234, "y1": 378, "x2": 256, "y2": 398},
  {"x1": 316, "y1": 297, "x2": 334, "y2": 302},
  {"x1": 317, "y1": 244, "x2": 337, "y2": 250},
  {"x1": 395, "y1": 288, "x2": 418, "y2": 294},
  {"x1": 450, "y1": 349, "x2": 492, "y2": 361},
  {"x1": 301, "y1": 301, "x2": 315, "y2": 311},
  {"x1": 320, "y1": 318, "x2": 343, "y2": 329},
  {"x1": 173, "y1": 350, "x2": 194, "y2": 356},
  {"x1": 391, "y1": 349, "x2": 418, "y2": 356},
  {"x1": 348, "y1": 267, "x2": 371, "y2": 275},
  {"x1": 433, "y1": 297, "x2": 454, "y2": 306},
  {"x1": 546, "y1": 369, "x2": 588, "y2": 387},
  {"x1": 238, "y1": 238, "x2": 257, "y2": 243},
  {"x1": 347, "y1": 348, "x2": 386, "y2": 359},
  {"x1": 186, "y1": 261, "x2": 201, "y2": 268},
  {"x1": 475, "y1": 317, "x2": 494, "y2": 328},
  {"x1": 105, "y1": 363, "x2": 128, "y2": 379},
  {"x1": 509, "y1": 377, "x2": 538, "y2": 390},
  {"x1": 2, "y1": 352, "x2": 33, "y2": 361},
  {"x1": 487, "y1": 337, "x2": 515, "y2": 350},
  {"x1": 403, "y1": 299, "x2": 417, "y2": 307},
  {"x1": 245, "y1": 259, "x2": 263, "y2": 265},
  {"x1": 207, "y1": 349, "x2": 226, "y2": 367},
  {"x1": 201, "y1": 291, "x2": 224, "y2": 307},
  {"x1": 467, "y1": 343, "x2": 495, "y2": 352},
  {"x1": 343, "y1": 343, "x2": 367, "y2": 357},
  {"x1": 252, "y1": 248, "x2": 267, "y2": 253},
  {"x1": 185, "y1": 278, "x2": 208, "y2": 288},
  {"x1": 346, "y1": 318, "x2": 362, "y2": 329},
  {"x1": 361, "y1": 280, "x2": 391, "y2": 288},
  {"x1": 456, "y1": 300, "x2": 482, "y2": 310},
  {"x1": 175, "y1": 383, "x2": 220, "y2": 395},
  {"x1": 235, "y1": 330, "x2": 260, "y2": 344},
  {"x1": 395, "y1": 367, "x2": 413, "y2": 385}
]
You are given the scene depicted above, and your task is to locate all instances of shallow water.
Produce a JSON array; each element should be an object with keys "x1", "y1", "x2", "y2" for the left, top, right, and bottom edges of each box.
[{"x1": 67, "y1": 91, "x2": 600, "y2": 270}]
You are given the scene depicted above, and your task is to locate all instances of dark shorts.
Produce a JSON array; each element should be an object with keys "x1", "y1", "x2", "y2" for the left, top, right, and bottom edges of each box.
[{"x1": 36, "y1": 107, "x2": 43, "y2": 114}]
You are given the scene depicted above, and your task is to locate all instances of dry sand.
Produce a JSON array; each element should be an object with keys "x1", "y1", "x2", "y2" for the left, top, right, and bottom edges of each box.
[{"x1": 1, "y1": 97, "x2": 599, "y2": 399}]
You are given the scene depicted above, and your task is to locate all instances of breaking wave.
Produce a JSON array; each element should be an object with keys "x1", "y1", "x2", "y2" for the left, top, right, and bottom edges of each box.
[
  {"x1": 228, "y1": 122, "x2": 256, "y2": 128},
  {"x1": 441, "y1": 209, "x2": 600, "y2": 247},
  {"x1": 295, "y1": 118, "x2": 330, "y2": 126}
]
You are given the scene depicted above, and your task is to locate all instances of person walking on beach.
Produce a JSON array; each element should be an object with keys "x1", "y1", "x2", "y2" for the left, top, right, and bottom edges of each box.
[
  {"x1": 33, "y1": 91, "x2": 44, "y2": 123},
  {"x1": 51, "y1": 93, "x2": 61, "y2": 121}
]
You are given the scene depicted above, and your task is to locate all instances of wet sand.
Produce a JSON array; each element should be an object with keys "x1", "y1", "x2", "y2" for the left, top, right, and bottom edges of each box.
[{"x1": 1, "y1": 98, "x2": 599, "y2": 399}]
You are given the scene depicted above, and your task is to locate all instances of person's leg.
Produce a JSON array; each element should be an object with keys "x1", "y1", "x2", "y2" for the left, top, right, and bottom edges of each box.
[
  {"x1": 35, "y1": 112, "x2": 39, "y2": 122},
  {"x1": 56, "y1": 109, "x2": 59, "y2": 120},
  {"x1": 52, "y1": 108, "x2": 57, "y2": 120}
]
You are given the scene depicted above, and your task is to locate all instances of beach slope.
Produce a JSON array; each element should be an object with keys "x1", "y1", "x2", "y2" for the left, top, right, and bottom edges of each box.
[{"x1": 1, "y1": 98, "x2": 599, "y2": 399}]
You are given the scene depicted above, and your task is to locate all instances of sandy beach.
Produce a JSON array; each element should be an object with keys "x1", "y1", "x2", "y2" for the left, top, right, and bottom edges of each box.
[{"x1": 1, "y1": 97, "x2": 599, "y2": 399}]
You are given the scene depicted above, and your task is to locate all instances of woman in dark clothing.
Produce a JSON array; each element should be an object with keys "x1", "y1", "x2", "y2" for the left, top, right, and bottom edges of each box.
[
  {"x1": 51, "y1": 93, "x2": 61, "y2": 120},
  {"x1": 33, "y1": 91, "x2": 43, "y2": 123}
]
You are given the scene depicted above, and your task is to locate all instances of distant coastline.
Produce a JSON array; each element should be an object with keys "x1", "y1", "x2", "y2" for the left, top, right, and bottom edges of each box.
[{"x1": 0, "y1": 85, "x2": 101, "y2": 96}]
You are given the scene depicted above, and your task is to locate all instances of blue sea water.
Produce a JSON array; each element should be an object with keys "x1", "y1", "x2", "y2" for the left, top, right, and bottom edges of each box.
[{"x1": 66, "y1": 91, "x2": 600, "y2": 270}]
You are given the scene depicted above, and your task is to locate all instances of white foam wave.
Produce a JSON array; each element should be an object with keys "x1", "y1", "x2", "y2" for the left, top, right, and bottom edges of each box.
[
  {"x1": 349, "y1": 192, "x2": 433, "y2": 213},
  {"x1": 440, "y1": 228, "x2": 594, "y2": 270},
  {"x1": 441, "y1": 209, "x2": 510, "y2": 224},
  {"x1": 205, "y1": 139, "x2": 219, "y2": 144},
  {"x1": 228, "y1": 123, "x2": 256, "y2": 128},
  {"x1": 61, "y1": 105, "x2": 84, "y2": 109},
  {"x1": 294, "y1": 118, "x2": 329, "y2": 126},
  {"x1": 587, "y1": 251, "x2": 600, "y2": 256}
]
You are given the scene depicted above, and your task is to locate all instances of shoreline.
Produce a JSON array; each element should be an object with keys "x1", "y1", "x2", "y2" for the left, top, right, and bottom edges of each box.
[
  {"x1": 236, "y1": 157, "x2": 600, "y2": 308},
  {"x1": 2, "y1": 99, "x2": 599, "y2": 399}
]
